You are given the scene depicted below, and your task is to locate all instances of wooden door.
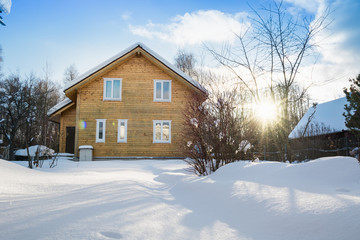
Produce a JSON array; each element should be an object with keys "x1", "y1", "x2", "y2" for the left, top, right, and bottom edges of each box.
[{"x1": 66, "y1": 126, "x2": 75, "y2": 154}]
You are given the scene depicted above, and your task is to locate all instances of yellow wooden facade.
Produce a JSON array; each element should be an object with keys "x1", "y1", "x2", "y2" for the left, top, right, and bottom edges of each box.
[{"x1": 51, "y1": 44, "x2": 204, "y2": 158}]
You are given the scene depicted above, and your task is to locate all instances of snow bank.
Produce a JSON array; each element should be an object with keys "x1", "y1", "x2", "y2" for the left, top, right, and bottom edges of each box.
[
  {"x1": 0, "y1": 157, "x2": 359, "y2": 240},
  {"x1": 213, "y1": 156, "x2": 360, "y2": 188},
  {"x1": 0, "y1": 159, "x2": 51, "y2": 195}
]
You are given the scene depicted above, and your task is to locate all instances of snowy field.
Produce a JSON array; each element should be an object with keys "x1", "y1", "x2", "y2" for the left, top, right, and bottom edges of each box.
[{"x1": 0, "y1": 157, "x2": 360, "y2": 240}]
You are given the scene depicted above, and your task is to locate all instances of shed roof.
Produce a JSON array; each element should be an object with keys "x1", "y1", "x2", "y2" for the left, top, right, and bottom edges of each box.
[{"x1": 288, "y1": 97, "x2": 348, "y2": 139}]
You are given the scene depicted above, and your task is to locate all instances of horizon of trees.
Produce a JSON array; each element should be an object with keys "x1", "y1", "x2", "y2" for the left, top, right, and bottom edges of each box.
[{"x1": 0, "y1": 48, "x2": 78, "y2": 166}]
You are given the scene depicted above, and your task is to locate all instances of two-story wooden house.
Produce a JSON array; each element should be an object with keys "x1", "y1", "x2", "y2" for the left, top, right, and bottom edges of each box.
[{"x1": 48, "y1": 43, "x2": 206, "y2": 159}]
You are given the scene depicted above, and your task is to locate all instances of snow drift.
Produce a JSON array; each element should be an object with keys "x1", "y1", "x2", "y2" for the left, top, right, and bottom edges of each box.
[{"x1": 0, "y1": 157, "x2": 359, "y2": 240}]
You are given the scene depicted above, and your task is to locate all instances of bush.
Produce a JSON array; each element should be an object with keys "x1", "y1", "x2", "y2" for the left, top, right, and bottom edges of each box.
[{"x1": 182, "y1": 91, "x2": 256, "y2": 175}]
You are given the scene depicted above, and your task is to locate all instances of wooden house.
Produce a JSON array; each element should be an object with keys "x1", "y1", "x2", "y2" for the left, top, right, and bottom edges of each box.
[{"x1": 48, "y1": 43, "x2": 206, "y2": 159}]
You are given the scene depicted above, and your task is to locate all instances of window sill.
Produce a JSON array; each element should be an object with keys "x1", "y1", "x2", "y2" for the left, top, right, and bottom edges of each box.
[
  {"x1": 153, "y1": 141, "x2": 171, "y2": 144},
  {"x1": 103, "y1": 98, "x2": 122, "y2": 101},
  {"x1": 153, "y1": 99, "x2": 171, "y2": 102}
]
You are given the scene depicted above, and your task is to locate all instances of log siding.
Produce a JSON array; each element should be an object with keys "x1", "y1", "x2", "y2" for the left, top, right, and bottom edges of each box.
[{"x1": 59, "y1": 53, "x2": 195, "y2": 158}]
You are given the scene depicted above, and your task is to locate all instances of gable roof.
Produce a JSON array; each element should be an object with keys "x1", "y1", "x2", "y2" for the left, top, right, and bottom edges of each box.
[
  {"x1": 48, "y1": 42, "x2": 207, "y2": 119},
  {"x1": 288, "y1": 97, "x2": 348, "y2": 139},
  {"x1": 64, "y1": 42, "x2": 206, "y2": 93}
]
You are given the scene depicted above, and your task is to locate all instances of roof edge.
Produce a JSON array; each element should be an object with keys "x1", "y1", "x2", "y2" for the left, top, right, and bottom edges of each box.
[
  {"x1": 47, "y1": 98, "x2": 73, "y2": 116},
  {"x1": 63, "y1": 42, "x2": 207, "y2": 94},
  {"x1": 137, "y1": 44, "x2": 207, "y2": 94}
]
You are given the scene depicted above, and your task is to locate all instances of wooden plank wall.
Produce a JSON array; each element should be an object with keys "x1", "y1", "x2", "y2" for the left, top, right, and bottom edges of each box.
[
  {"x1": 59, "y1": 105, "x2": 76, "y2": 153},
  {"x1": 70, "y1": 54, "x2": 193, "y2": 157}
]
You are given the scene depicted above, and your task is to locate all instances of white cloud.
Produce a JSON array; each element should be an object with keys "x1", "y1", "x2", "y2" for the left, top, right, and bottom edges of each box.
[
  {"x1": 121, "y1": 11, "x2": 131, "y2": 20},
  {"x1": 284, "y1": 0, "x2": 323, "y2": 13},
  {"x1": 128, "y1": 2, "x2": 359, "y2": 103},
  {"x1": 129, "y1": 10, "x2": 250, "y2": 45},
  {"x1": 0, "y1": 0, "x2": 11, "y2": 14},
  {"x1": 281, "y1": 0, "x2": 360, "y2": 102},
  {"x1": 312, "y1": 0, "x2": 360, "y2": 63}
]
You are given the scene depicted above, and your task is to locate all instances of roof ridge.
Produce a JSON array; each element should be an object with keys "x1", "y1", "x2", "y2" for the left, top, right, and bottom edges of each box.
[{"x1": 64, "y1": 42, "x2": 206, "y2": 93}]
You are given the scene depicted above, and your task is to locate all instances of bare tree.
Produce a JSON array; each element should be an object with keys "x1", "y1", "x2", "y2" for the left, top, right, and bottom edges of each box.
[
  {"x1": 63, "y1": 64, "x2": 79, "y2": 84},
  {"x1": 182, "y1": 88, "x2": 257, "y2": 175},
  {"x1": 0, "y1": 71, "x2": 61, "y2": 163},
  {"x1": 300, "y1": 103, "x2": 318, "y2": 137},
  {"x1": 23, "y1": 77, "x2": 37, "y2": 168},
  {"x1": 174, "y1": 50, "x2": 198, "y2": 80},
  {"x1": 0, "y1": 75, "x2": 36, "y2": 161},
  {"x1": 0, "y1": 46, "x2": 2, "y2": 70},
  {"x1": 34, "y1": 65, "x2": 61, "y2": 149},
  {"x1": 207, "y1": 1, "x2": 329, "y2": 156}
]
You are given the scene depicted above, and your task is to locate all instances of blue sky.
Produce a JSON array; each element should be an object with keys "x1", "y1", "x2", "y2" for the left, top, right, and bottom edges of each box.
[{"x1": 0, "y1": 0, "x2": 359, "y2": 102}]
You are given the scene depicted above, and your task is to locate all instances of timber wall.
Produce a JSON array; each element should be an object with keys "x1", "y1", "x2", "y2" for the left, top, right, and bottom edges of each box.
[
  {"x1": 59, "y1": 105, "x2": 76, "y2": 153},
  {"x1": 67, "y1": 54, "x2": 193, "y2": 157}
]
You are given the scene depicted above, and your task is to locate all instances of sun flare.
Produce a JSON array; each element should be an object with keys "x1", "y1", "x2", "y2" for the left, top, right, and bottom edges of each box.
[{"x1": 255, "y1": 101, "x2": 278, "y2": 124}]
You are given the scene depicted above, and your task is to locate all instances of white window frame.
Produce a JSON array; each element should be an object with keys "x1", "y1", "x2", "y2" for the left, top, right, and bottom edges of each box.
[
  {"x1": 153, "y1": 80, "x2": 171, "y2": 102},
  {"x1": 103, "y1": 78, "x2": 122, "y2": 101},
  {"x1": 96, "y1": 119, "x2": 106, "y2": 143},
  {"x1": 117, "y1": 119, "x2": 128, "y2": 143},
  {"x1": 153, "y1": 120, "x2": 171, "y2": 143}
]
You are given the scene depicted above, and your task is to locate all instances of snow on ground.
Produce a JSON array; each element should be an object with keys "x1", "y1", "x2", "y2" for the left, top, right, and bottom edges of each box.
[{"x1": 0, "y1": 157, "x2": 360, "y2": 240}]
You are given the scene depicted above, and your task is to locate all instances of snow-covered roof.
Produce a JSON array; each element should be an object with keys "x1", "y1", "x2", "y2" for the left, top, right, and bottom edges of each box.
[
  {"x1": 64, "y1": 42, "x2": 207, "y2": 93},
  {"x1": 79, "y1": 145, "x2": 93, "y2": 150},
  {"x1": 0, "y1": 0, "x2": 11, "y2": 14},
  {"x1": 15, "y1": 145, "x2": 54, "y2": 157},
  {"x1": 289, "y1": 97, "x2": 348, "y2": 139},
  {"x1": 47, "y1": 97, "x2": 72, "y2": 116}
]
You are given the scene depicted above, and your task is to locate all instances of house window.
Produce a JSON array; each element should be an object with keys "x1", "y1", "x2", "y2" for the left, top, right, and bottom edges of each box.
[
  {"x1": 154, "y1": 80, "x2": 171, "y2": 102},
  {"x1": 103, "y1": 78, "x2": 122, "y2": 100},
  {"x1": 96, "y1": 119, "x2": 106, "y2": 143},
  {"x1": 153, "y1": 120, "x2": 171, "y2": 143},
  {"x1": 117, "y1": 119, "x2": 128, "y2": 143}
]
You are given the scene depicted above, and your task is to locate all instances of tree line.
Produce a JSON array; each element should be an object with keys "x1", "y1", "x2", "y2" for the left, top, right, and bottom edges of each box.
[{"x1": 0, "y1": 54, "x2": 78, "y2": 163}]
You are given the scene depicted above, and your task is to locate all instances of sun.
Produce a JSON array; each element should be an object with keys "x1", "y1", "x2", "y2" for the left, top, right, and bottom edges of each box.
[{"x1": 255, "y1": 101, "x2": 278, "y2": 124}]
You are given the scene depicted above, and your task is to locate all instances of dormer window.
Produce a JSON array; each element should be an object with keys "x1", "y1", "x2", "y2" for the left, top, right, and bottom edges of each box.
[
  {"x1": 103, "y1": 78, "x2": 122, "y2": 101},
  {"x1": 154, "y1": 80, "x2": 171, "y2": 102}
]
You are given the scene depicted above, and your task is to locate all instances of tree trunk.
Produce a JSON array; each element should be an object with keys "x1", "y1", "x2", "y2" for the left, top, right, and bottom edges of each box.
[{"x1": 26, "y1": 143, "x2": 32, "y2": 169}]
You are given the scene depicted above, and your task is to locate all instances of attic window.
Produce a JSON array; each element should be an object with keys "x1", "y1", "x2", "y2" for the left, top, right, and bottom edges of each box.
[{"x1": 103, "y1": 78, "x2": 122, "y2": 101}]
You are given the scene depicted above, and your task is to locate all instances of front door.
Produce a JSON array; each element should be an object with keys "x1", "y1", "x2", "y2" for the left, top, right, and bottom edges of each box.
[{"x1": 66, "y1": 126, "x2": 75, "y2": 154}]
